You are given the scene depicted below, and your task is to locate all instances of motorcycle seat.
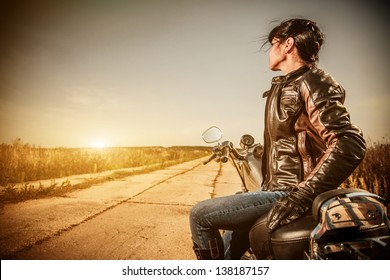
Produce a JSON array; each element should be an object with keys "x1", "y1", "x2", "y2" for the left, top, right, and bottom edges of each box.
[{"x1": 249, "y1": 212, "x2": 317, "y2": 259}]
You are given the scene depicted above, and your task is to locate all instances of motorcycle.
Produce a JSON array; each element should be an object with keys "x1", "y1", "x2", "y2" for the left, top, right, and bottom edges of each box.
[{"x1": 202, "y1": 126, "x2": 390, "y2": 260}]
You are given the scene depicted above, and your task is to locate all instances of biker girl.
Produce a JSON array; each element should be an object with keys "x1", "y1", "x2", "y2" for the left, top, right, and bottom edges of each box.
[{"x1": 189, "y1": 18, "x2": 366, "y2": 260}]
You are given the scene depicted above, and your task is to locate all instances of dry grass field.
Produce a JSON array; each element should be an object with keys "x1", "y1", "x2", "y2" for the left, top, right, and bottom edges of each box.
[
  {"x1": 0, "y1": 139, "x2": 209, "y2": 203},
  {"x1": 342, "y1": 140, "x2": 390, "y2": 206}
]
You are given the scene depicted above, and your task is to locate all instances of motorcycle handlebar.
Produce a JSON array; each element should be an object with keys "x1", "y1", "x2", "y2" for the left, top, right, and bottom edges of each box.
[
  {"x1": 220, "y1": 145, "x2": 230, "y2": 163},
  {"x1": 203, "y1": 141, "x2": 232, "y2": 165},
  {"x1": 203, "y1": 153, "x2": 217, "y2": 165}
]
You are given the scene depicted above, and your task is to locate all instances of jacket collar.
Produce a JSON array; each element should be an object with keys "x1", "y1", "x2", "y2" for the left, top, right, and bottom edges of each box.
[{"x1": 271, "y1": 65, "x2": 310, "y2": 85}]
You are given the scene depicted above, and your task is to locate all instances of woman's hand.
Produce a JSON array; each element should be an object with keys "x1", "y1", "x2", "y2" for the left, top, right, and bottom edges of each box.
[{"x1": 267, "y1": 191, "x2": 312, "y2": 232}]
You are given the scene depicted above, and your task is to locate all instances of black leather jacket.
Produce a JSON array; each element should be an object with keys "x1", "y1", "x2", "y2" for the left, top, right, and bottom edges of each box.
[{"x1": 261, "y1": 66, "x2": 366, "y2": 200}]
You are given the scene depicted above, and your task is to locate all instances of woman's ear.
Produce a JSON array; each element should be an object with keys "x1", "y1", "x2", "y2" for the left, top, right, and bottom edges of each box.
[{"x1": 284, "y1": 37, "x2": 295, "y2": 53}]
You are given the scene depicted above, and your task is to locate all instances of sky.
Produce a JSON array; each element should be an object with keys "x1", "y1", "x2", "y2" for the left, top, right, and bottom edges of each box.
[{"x1": 0, "y1": 0, "x2": 388, "y2": 148}]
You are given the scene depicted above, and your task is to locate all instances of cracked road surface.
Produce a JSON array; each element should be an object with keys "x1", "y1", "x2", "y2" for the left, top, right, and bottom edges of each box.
[{"x1": 0, "y1": 158, "x2": 241, "y2": 260}]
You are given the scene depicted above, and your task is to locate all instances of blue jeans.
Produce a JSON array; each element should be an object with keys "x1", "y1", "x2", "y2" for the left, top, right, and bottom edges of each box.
[{"x1": 189, "y1": 190, "x2": 288, "y2": 259}]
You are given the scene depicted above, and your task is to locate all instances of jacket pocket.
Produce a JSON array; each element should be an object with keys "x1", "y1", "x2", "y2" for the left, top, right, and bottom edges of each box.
[{"x1": 280, "y1": 88, "x2": 302, "y2": 118}]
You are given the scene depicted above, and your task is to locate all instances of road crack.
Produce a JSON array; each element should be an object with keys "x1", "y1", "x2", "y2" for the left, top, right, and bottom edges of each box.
[{"x1": 210, "y1": 161, "x2": 223, "y2": 198}]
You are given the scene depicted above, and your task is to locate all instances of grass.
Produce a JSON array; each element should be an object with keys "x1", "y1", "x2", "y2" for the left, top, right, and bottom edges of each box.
[
  {"x1": 0, "y1": 139, "x2": 209, "y2": 204},
  {"x1": 0, "y1": 139, "x2": 209, "y2": 185},
  {"x1": 342, "y1": 139, "x2": 390, "y2": 207}
]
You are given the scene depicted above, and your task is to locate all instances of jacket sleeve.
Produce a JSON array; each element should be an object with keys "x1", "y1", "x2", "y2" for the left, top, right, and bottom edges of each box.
[{"x1": 296, "y1": 70, "x2": 366, "y2": 200}]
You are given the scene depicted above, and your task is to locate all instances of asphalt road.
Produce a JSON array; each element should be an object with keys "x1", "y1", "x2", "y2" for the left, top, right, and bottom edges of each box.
[{"x1": 0, "y1": 157, "x2": 242, "y2": 260}]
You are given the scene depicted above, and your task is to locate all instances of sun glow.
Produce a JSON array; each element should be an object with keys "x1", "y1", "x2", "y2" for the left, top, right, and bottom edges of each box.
[{"x1": 91, "y1": 140, "x2": 107, "y2": 148}]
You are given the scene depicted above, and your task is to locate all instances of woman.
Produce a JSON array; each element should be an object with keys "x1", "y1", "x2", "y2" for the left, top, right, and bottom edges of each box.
[{"x1": 189, "y1": 18, "x2": 366, "y2": 260}]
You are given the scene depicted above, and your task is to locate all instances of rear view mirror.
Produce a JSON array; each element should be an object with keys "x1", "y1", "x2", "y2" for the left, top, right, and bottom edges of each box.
[{"x1": 202, "y1": 126, "x2": 223, "y2": 143}]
